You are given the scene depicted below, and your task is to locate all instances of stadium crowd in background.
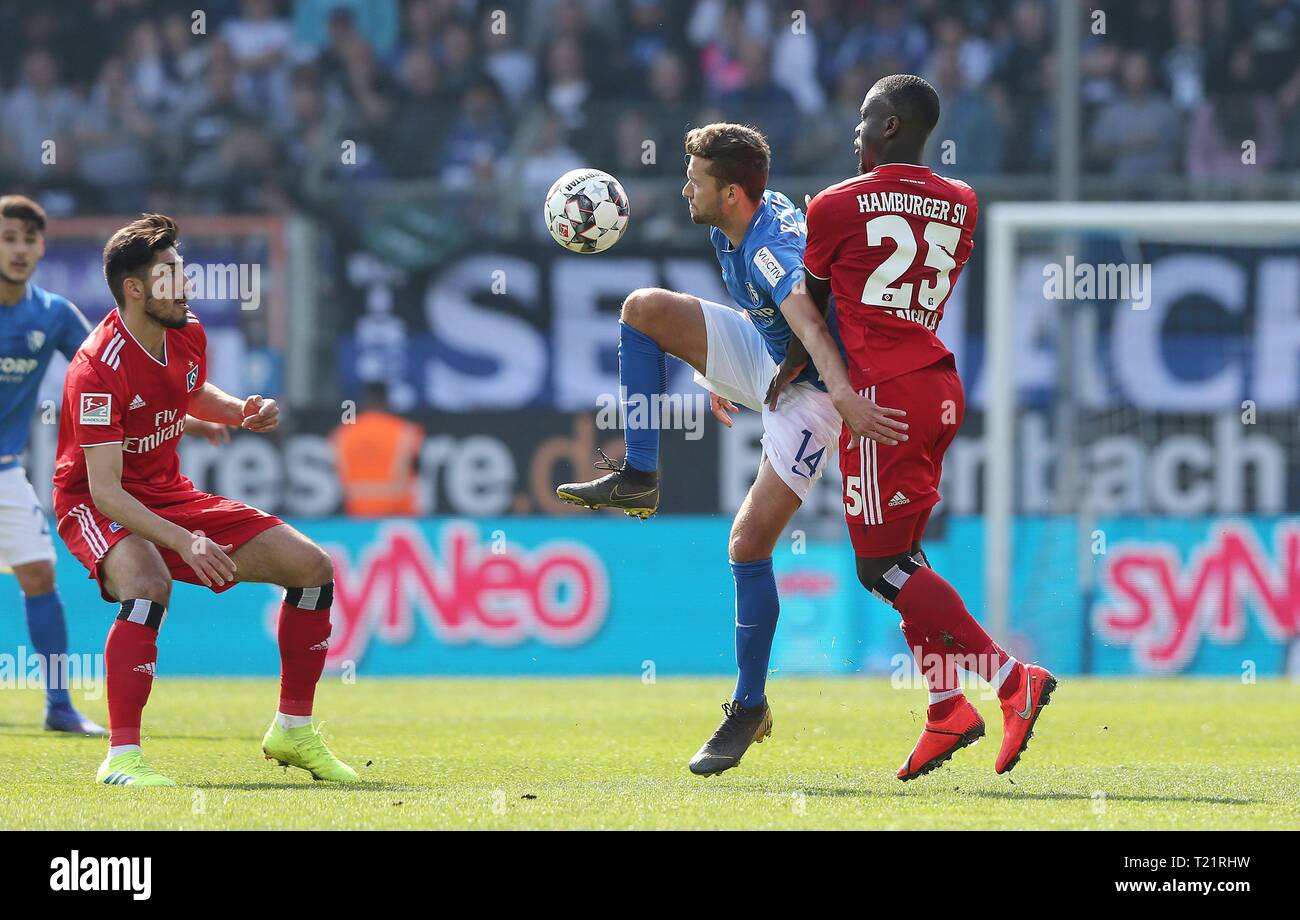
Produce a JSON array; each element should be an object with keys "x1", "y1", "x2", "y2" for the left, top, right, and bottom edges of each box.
[{"x1": 2, "y1": 0, "x2": 1298, "y2": 219}]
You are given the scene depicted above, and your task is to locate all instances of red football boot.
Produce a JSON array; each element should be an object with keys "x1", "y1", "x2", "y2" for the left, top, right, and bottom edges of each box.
[
  {"x1": 994, "y1": 663, "x2": 1058, "y2": 775},
  {"x1": 896, "y1": 696, "x2": 985, "y2": 782}
]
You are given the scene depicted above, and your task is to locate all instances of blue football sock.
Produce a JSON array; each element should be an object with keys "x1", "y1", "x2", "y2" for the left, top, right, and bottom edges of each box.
[
  {"x1": 732, "y1": 558, "x2": 779, "y2": 708},
  {"x1": 24, "y1": 591, "x2": 71, "y2": 709},
  {"x1": 618, "y1": 321, "x2": 667, "y2": 474}
]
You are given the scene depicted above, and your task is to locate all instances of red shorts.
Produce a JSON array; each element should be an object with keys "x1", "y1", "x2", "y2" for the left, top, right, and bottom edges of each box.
[
  {"x1": 840, "y1": 357, "x2": 964, "y2": 557},
  {"x1": 55, "y1": 491, "x2": 283, "y2": 602}
]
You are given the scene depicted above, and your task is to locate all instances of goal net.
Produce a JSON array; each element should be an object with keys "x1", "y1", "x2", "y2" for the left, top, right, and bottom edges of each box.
[{"x1": 982, "y1": 203, "x2": 1300, "y2": 677}]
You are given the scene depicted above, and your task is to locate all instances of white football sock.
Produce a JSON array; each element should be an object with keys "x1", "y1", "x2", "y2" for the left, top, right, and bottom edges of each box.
[
  {"x1": 928, "y1": 687, "x2": 964, "y2": 705},
  {"x1": 277, "y1": 712, "x2": 313, "y2": 730},
  {"x1": 108, "y1": 744, "x2": 141, "y2": 758},
  {"x1": 992, "y1": 656, "x2": 1021, "y2": 691}
]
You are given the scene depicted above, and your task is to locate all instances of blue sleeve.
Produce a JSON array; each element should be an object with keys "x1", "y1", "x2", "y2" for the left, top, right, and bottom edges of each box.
[{"x1": 56, "y1": 301, "x2": 92, "y2": 360}]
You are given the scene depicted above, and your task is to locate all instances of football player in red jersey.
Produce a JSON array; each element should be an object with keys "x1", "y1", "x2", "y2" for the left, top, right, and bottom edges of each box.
[
  {"x1": 775, "y1": 75, "x2": 1057, "y2": 780},
  {"x1": 53, "y1": 214, "x2": 357, "y2": 787}
]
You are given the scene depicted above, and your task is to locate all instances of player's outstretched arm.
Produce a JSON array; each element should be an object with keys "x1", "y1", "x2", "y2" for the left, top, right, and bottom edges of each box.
[
  {"x1": 84, "y1": 443, "x2": 237, "y2": 587},
  {"x1": 778, "y1": 288, "x2": 909, "y2": 446},
  {"x1": 189, "y1": 382, "x2": 279, "y2": 433}
]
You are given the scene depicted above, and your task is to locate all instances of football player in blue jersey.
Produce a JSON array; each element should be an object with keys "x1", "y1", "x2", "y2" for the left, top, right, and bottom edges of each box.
[
  {"x1": 0, "y1": 196, "x2": 228, "y2": 734},
  {"x1": 0, "y1": 195, "x2": 105, "y2": 734},
  {"x1": 556, "y1": 125, "x2": 904, "y2": 774}
]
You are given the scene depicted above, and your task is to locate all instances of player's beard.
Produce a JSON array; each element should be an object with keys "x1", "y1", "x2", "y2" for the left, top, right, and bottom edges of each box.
[{"x1": 144, "y1": 295, "x2": 190, "y2": 330}]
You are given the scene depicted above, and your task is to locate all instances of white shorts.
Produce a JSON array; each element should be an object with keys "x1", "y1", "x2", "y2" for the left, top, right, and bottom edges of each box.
[
  {"x1": 694, "y1": 298, "x2": 841, "y2": 501},
  {"x1": 0, "y1": 465, "x2": 56, "y2": 569}
]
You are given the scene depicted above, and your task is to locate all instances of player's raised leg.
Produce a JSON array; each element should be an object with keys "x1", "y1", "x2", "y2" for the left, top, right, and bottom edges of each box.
[
  {"x1": 231, "y1": 523, "x2": 357, "y2": 782},
  {"x1": 555, "y1": 287, "x2": 707, "y2": 517},
  {"x1": 94, "y1": 536, "x2": 176, "y2": 786},
  {"x1": 688, "y1": 457, "x2": 797, "y2": 776}
]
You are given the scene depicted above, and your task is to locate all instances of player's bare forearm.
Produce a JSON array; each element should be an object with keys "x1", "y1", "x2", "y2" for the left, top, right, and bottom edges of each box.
[
  {"x1": 779, "y1": 290, "x2": 853, "y2": 399},
  {"x1": 189, "y1": 383, "x2": 280, "y2": 433},
  {"x1": 779, "y1": 290, "x2": 910, "y2": 445},
  {"x1": 83, "y1": 444, "x2": 193, "y2": 553},
  {"x1": 188, "y1": 382, "x2": 244, "y2": 426},
  {"x1": 182, "y1": 415, "x2": 230, "y2": 446}
]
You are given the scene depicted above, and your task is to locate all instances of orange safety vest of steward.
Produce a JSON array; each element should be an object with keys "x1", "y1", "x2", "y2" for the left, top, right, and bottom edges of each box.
[{"x1": 331, "y1": 411, "x2": 425, "y2": 516}]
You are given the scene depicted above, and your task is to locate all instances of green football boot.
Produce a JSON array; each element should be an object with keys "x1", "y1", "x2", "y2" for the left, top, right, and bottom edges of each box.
[
  {"x1": 262, "y1": 720, "x2": 359, "y2": 782},
  {"x1": 95, "y1": 750, "x2": 177, "y2": 787}
]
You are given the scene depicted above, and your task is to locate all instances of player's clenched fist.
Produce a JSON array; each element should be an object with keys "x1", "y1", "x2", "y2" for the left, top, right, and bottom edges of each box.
[
  {"x1": 241, "y1": 395, "x2": 278, "y2": 432},
  {"x1": 175, "y1": 533, "x2": 237, "y2": 588},
  {"x1": 832, "y1": 388, "x2": 909, "y2": 446}
]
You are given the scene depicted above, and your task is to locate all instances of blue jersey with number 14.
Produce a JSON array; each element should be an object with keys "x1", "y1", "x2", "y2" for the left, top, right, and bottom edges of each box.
[
  {"x1": 0, "y1": 283, "x2": 92, "y2": 459},
  {"x1": 709, "y1": 189, "x2": 838, "y2": 390}
]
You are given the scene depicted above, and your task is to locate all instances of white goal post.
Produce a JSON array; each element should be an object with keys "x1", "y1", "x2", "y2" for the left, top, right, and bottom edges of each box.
[{"x1": 982, "y1": 202, "x2": 1300, "y2": 638}]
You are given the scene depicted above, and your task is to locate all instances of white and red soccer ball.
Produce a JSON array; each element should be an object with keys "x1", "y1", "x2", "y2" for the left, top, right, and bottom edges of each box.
[{"x1": 544, "y1": 168, "x2": 630, "y2": 253}]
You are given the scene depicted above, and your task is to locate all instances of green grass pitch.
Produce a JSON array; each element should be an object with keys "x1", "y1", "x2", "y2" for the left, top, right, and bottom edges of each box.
[{"x1": 2, "y1": 677, "x2": 1298, "y2": 830}]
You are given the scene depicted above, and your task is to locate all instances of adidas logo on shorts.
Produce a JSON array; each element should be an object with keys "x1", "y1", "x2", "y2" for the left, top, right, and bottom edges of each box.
[
  {"x1": 888, "y1": 491, "x2": 909, "y2": 507},
  {"x1": 132, "y1": 662, "x2": 156, "y2": 677},
  {"x1": 309, "y1": 639, "x2": 330, "y2": 651}
]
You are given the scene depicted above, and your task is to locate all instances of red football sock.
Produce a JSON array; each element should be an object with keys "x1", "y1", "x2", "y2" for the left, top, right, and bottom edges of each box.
[
  {"x1": 893, "y1": 567, "x2": 1011, "y2": 686},
  {"x1": 105, "y1": 605, "x2": 164, "y2": 747},
  {"x1": 901, "y1": 621, "x2": 964, "y2": 720},
  {"x1": 277, "y1": 584, "x2": 334, "y2": 717}
]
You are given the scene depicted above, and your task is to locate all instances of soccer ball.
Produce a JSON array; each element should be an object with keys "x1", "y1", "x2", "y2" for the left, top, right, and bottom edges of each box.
[{"x1": 544, "y1": 168, "x2": 630, "y2": 253}]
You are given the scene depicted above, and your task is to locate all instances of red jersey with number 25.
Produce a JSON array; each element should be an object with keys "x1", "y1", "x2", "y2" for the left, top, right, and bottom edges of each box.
[
  {"x1": 53, "y1": 308, "x2": 208, "y2": 515},
  {"x1": 803, "y1": 164, "x2": 977, "y2": 388}
]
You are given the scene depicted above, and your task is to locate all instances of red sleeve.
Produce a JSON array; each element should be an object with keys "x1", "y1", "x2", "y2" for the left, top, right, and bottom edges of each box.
[
  {"x1": 802, "y1": 188, "x2": 842, "y2": 281},
  {"x1": 66, "y1": 359, "x2": 127, "y2": 448}
]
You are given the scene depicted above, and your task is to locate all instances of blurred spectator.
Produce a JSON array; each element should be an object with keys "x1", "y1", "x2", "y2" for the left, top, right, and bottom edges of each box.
[
  {"x1": 481, "y1": 8, "x2": 536, "y2": 109},
  {"x1": 1163, "y1": 0, "x2": 1209, "y2": 111},
  {"x1": 720, "y1": 40, "x2": 798, "y2": 167},
  {"x1": 174, "y1": 42, "x2": 269, "y2": 210},
  {"x1": 928, "y1": 47, "x2": 1002, "y2": 177},
  {"x1": 2, "y1": 49, "x2": 80, "y2": 183},
  {"x1": 277, "y1": 64, "x2": 347, "y2": 197},
  {"x1": 293, "y1": 0, "x2": 399, "y2": 60},
  {"x1": 1089, "y1": 52, "x2": 1182, "y2": 177},
  {"x1": 440, "y1": 78, "x2": 510, "y2": 188},
  {"x1": 543, "y1": 36, "x2": 593, "y2": 131},
  {"x1": 74, "y1": 56, "x2": 156, "y2": 209},
  {"x1": 387, "y1": 48, "x2": 450, "y2": 179},
  {"x1": 1186, "y1": 42, "x2": 1282, "y2": 179},
  {"x1": 831, "y1": 0, "x2": 929, "y2": 83},
  {"x1": 331, "y1": 381, "x2": 425, "y2": 518},
  {"x1": 124, "y1": 20, "x2": 171, "y2": 113},
  {"x1": 643, "y1": 50, "x2": 698, "y2": 168},
  {"x1": 770, "y1": 0, "x2": 827, "y2": 114}
]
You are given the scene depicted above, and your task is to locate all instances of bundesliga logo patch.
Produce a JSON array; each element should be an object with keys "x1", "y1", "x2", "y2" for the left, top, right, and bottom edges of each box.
[{"x1": 80, "y1": 393, "x2": 112, "y2": 425}]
